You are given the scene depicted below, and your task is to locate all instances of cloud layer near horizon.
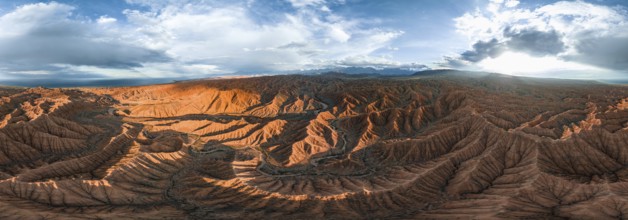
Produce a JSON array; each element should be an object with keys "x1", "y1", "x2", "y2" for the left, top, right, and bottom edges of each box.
[{"x1": 0, "y1": 0, "x2": 627, "y2": 80}]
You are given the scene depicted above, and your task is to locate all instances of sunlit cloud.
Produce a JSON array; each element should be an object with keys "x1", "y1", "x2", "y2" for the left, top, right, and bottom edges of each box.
[
  {"x1": 478, "y1": 52, "x2": 610, "y2": 78},
  {"x1": 444, "y1": 0, "x2": 628, "y2": 78},
  {"x1": 0, "y1": 0, "x2": 626, "y2": 80},
  {"x1": 0, "y1": 0, "x2": 404, "y2": 79}
]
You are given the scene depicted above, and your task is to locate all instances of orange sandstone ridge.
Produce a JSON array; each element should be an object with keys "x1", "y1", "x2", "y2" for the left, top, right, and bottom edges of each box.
[{"x1": 1, "y1": 72, "x2": 628, "y2": 219}]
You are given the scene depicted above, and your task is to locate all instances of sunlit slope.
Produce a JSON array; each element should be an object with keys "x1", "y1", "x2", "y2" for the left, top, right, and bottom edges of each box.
[{"x1": 0, "y1": 72, "x2": 627, "y2": 219}]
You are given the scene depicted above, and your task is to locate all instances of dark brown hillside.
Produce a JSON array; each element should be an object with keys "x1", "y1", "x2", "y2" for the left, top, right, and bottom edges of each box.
[{"x1": 0, "y1": 72, "x2": 627, "y2": 219}]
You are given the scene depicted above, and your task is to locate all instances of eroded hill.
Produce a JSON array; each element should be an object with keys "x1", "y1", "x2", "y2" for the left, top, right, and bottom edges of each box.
[{"x1": 1, "y1": 72, "x2": 628, "y2": 219}]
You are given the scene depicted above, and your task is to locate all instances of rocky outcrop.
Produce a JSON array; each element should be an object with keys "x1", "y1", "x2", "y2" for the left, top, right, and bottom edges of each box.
[{"x1": 1, "y1": 73, "x2": 628, "y2": 219}]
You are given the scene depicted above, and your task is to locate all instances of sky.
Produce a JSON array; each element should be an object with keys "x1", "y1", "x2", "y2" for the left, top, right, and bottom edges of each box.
[{"x1": 0, "y1": 0, "x2": 627, "y2": 82}]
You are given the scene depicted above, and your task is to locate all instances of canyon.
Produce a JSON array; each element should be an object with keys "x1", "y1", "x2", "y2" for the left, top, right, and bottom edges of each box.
[{"x1": 0, "y1": 71, "x2": 627, "y2": 219}]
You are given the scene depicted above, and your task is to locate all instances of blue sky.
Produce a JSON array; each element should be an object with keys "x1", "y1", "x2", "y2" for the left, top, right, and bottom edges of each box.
[{"x1": 0, "y1": 0, "x2": 627, "y2": 81}]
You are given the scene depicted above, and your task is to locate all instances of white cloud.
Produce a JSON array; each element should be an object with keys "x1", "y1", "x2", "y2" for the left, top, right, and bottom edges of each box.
[
  {"x1": 0, "y1": 2, "x2": 169, "y2": 79},
  {"x1": 447, "y1": 0, "x2": 628, "y2": 77},
  {"x1": 0, "y1": 2, "x2": 75, "y2": 37},
  {"x1": 121, "y1": 0, "x2": 403, "y2": 74},
  {"x1": 320, "y1": 5, "x2": 331, "y2": 12},
  {"x1": 97, "y1": 16, "x2": 117, "y2": 24},
  {"x1": 504, "y1": 0, "x2": 519, "y2": 8},
  {"x1": 456, "y1": 1, "x2": 627, "y2": 43},
  {"x1": 327, "y1": 24, "x2": 351, "y2": 42},
  {"x1": 478, "y1": 51, "x2": 607, "y2": 78},
  {"x1": 334, "y1": 55, "x2": 401, "y2": 67},
  {"x1": 0, "y1": 1, "x2": 404, "y2": 79},
  {"x1": 287, "y1": 0, "x2": 326, "y2": 8}
]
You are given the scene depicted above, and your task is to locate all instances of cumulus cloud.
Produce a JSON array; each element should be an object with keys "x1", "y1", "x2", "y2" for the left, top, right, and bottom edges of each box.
[
  {"x1": 444, "y1": 0, "x2": 628, "y2": 75},
  {"x1": 459, "y1": 38, "x2": 504, "y2": 62},
  {"x1": 503, "y1": 28, "x2": 565, "y2": 56},
  {"x1": 0, "y1": 0, "x2": 405, "y2": 79},
  {"x1": 566, "y1": 37, "x2": 628, "y2": 70},
  {"x1": 504, "y1": 0, "x2": 519, "y2": 8},
  {"x1": 0, "y1": 2, "x2": 170, "y2": 79},
  {"x1": 121, "y1": 0, "x2": 404, "y2": 74},
  {"x1": 97, "y1": 16, "x2": 117, "y2": 24}
]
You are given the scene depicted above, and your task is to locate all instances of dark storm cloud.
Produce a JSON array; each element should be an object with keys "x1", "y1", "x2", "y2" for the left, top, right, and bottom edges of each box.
[
  {"x1": 0, "y1": 2, "x2": 171, "y2": 79},
  {"x1": 0, "y1": 37, "x2": 171, "y2": 69},
  {"x1": 459, "y1": 38, "x2": 505, "y2": 62},
  {"x1": 443, "y1": 28, "x2": 567, "y2": 68},
  {"x1": 448, "y1": 0, "x2": 628, "y2": 77},
  {"x1": 440, "y1": 56, "x2": 470, "y2": 68},
  {"x1": 3, "y1": 70, "x2": 107, "y2": 80},
  {"x1": 504, "y1": 28, "x2": 565, "y2": 56},
  {"x1": 0, "y1": 14, "x2": 171, "y2": 69},
  {"x1": 565, "y1": 36, "x2": 628, "y2": 70},
  {"x1": 453, "y1": 28, "x2": 565, "y2": 65}
]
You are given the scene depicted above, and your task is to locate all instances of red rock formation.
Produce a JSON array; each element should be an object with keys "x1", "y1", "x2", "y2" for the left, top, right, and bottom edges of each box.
[{"x1": 1, "y1": 73, "x2": 628, "y2": 219}]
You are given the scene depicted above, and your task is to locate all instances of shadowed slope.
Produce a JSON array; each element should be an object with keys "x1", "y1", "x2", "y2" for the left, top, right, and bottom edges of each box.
[{"x1": 0, "y1": 72, "x2": 627, "y2": 219}]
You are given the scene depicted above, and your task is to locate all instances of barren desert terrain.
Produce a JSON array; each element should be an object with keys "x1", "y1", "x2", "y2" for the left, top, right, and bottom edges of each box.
[{"x1": 1, "y1": 71, "x2": 628, "y2": 219}]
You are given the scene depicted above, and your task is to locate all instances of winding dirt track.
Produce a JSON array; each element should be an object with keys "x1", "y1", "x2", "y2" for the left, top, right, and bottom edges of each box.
[{"x1": 1, "y1": 72, "x2": 628, "y2": 219}]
